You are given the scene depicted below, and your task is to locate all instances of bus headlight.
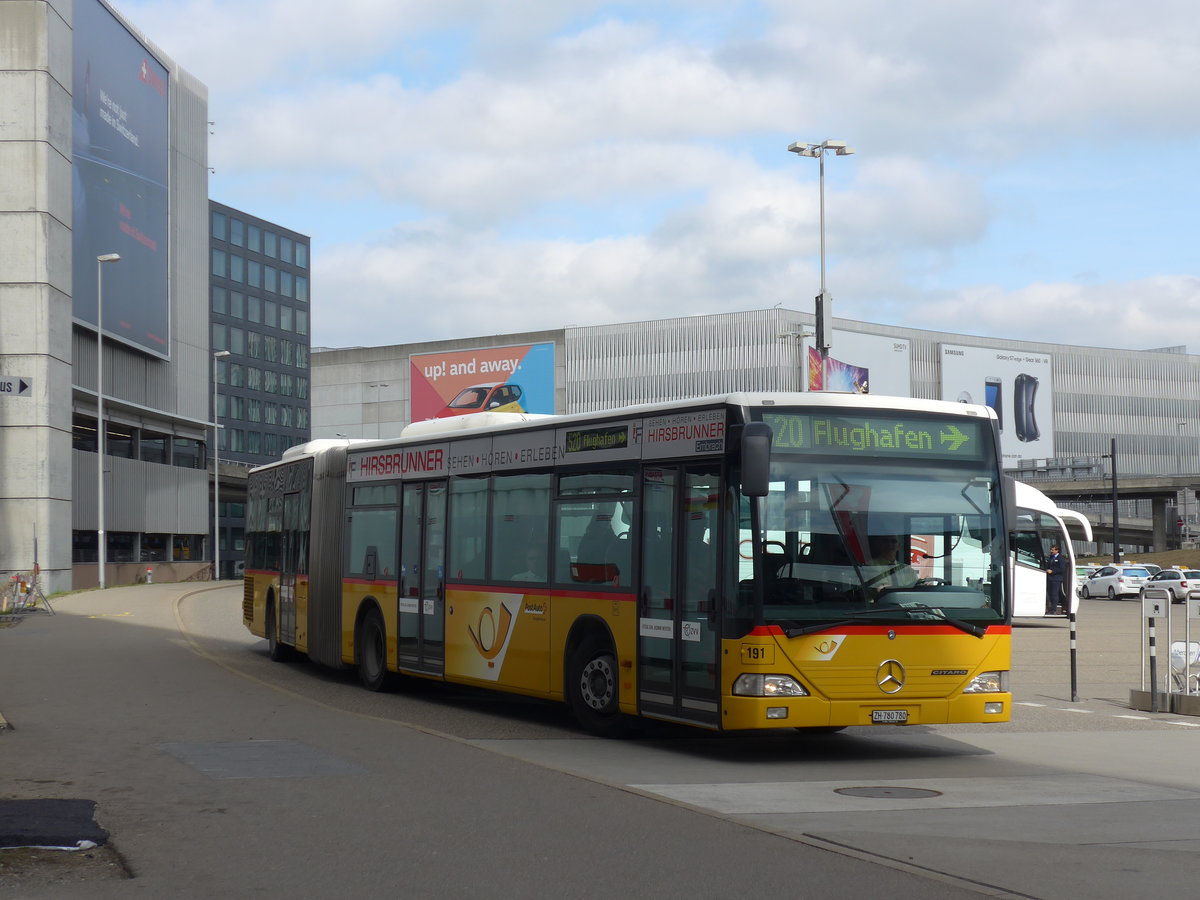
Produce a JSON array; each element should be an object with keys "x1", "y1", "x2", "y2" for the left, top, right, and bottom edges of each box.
[
  {"x1": 962, "y1": 671, "x2": 1008, "y2": 693},
  {"x1": 733, "y1": 674, "x2": 809, "y2": 697}
]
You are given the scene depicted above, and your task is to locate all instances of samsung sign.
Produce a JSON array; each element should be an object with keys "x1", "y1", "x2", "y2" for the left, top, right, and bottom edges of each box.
[{"x1": 72, "y1": 0, "x2": 171, "y2": 358}]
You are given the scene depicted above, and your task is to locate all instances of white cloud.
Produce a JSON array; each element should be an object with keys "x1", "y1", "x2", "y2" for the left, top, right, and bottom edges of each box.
[{"x1": 117, "y1": 0, "x2": 1200, "y2": 352}]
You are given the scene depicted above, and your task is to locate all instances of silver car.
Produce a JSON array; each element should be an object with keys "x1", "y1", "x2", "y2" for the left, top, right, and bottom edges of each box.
[
  {"x1": 1081, "y1": 565, "x2": 1151, "y2": 600},
  {"x1": 1139, "y1": 569, "x2": 1200, "y2": 604}
]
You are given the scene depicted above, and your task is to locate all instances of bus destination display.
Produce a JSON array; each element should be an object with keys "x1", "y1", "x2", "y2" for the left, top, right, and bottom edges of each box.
[{"x1": 763, "y1": 412, "x2": 987, "y2": 461}]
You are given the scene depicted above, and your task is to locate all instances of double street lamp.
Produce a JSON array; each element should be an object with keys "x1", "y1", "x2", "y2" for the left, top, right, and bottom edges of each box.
[
  {"x1": 787, "y1": 139, "x2": 855, "y2": 388},
  {"x1": 213, "y1": 350, "x2": 232, "y2": 580},
  {"x1": 95, "y1": 252, "x2": 121, "y2": 589}
]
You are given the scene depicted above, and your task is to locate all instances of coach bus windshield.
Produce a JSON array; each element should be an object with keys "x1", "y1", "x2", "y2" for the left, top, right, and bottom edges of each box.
[{"x1": 739, "y1": 409, "x2": 1008, "y2": 632}]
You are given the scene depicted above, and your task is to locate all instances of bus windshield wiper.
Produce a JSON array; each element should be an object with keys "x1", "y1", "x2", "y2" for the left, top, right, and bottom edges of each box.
[{"x1": 783, "y1": 604, "x2": 986, "y2": 639}]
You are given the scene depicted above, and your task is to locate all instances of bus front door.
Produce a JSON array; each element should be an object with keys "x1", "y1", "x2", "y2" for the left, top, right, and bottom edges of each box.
[
  {"x1": 637, "y1": 465, "x2": 721, "y2": 728},
  {"x1": 398, "y1": 481, "x2": 446, "y2": 674}
]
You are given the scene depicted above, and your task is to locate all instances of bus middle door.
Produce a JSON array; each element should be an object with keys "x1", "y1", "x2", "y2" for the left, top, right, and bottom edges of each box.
[{"x1": 398, "y1": 481, "x2": 447, "y2": 674}]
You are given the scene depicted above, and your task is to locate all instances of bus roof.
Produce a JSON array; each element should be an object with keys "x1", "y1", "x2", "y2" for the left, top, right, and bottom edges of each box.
[{"x1": 258, "y1": 391, "x2": 998, "y2": 473}]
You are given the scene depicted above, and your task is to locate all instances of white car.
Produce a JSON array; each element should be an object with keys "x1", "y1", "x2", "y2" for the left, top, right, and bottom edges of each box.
[
  {"x1": 1139, "y1": 569, "x2": 1200, "y2": 603},
  {"x1": 1081, "y1": 565, "x2": 1152, "y2": 600}
]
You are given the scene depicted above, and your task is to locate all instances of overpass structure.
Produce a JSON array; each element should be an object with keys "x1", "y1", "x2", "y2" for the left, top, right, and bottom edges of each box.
[{"x1": 1024, "y1": 474, "x2": 1200, "y2": 553}]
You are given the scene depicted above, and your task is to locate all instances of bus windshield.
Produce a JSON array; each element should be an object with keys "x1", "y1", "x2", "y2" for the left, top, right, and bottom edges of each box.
[{"x1": 742, "y1": 456, "x2": 1007, "y2": 629}]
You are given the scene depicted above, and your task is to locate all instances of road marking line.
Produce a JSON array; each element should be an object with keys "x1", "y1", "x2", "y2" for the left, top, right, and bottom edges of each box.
[
  {"x1": 1164, "y1": 720, "x2": 1200, "y2": 727},
  {"x1": 1057, "y1": 707, "x2": 1093, "y2": 714},
  {"x1": 1113, "y1": 715, "x2": 1150, "y2": 720},
  {"x1": 1016, "y1": 702, "x2": 1046, "y2": 707}
]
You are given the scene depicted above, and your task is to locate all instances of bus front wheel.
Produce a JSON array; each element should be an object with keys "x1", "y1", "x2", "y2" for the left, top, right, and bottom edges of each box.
[
  {"x1": 357, "y1": 607, "x2": 393, "y2": 692},
  {"x1": 567, "y1": 636, "x2": 628, "y2": 737}
]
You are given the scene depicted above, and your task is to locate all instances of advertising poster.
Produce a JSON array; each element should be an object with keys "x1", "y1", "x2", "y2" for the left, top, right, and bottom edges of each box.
[
  {"x1": 805, "y1": 331, "x2": 912, "y2": 397},
  {"x1": 72, "y1": 0, "x2": 171, "y2": 358},
  {"x1": 939, "y1": 344, "x2": 1054, "y2": 467},
  {"x1": 410, "y1": 342, "x2": 555, "y2": 422}
]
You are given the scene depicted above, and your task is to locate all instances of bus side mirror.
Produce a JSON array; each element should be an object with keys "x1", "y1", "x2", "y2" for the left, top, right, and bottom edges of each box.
[
  {"x1": 1003, "y1": 475, "x2": 1017, "y2": 534},
  {"x1": 741, "y1": 422, "x2": 773, "y2": 498}
]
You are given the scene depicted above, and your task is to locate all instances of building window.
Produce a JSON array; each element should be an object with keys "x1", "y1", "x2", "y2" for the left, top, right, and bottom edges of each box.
[
  {"x1": 211, "y1": 211, "x2": 227, "y2": 240},
  {"x1": 230, "y1": 326, "x2": 245, "y2": 355},
  {"x1": 140, "y1": 431, "x2": 168, "y2": 464},
  {"x1": 247, "y1": 260, "x2": 261, "y2": 288},
  {"x1": 230, "y1": 291, "x2": 245, "y2": 319},
  {"x1": 296, "y1": 346, "x2": 308, "y2": 368},
  {"x1": 248, "y1": 399, "x2": 261, "y2": 422},
  {"x1": 296, "y1": 310, "x2": 308, "y2": 335},
  {"x1": 264, "y1": 335, "x2": 278, "y2": 362},
  {"x1": 297, "y1": 377, "x2": 309, "y2": 399},
  {"x1": 142, "y1": 533, "x2": 169, "y2": 561},
  {"x1": 247, "y1": 224, "x2": 261, "y2": 252},
  {"x1": 229, "y1": 396, "x2": 245, "y2": 420},
  {"x1": 247, "y1": 431, "x2": 261, "y2": 454},
  {"x1": 265, "y1": 303, "x2": 278, "y2": 330},
  {"x1": 280, "y1": 271, "x2": 294, "y2": 298},
  {"x1": 247, "y1": 331, "x2": 261, "y2": 359},
  {"x1": 264, "y1": 266, "x2": 278, "y2": 294},
  {"x1": 174, "y1": 535, "x2": 203, "y2": 561},
  {"x1": 73, "y1": 414, "x2": 98, "y2": 452},
  {"x1": 281, "y1": 404, "x2": 294, "y2": 427},
  {"x1": 105, "y1": 423, "x2": 135, "y2": 458},
  {"x1": 230, "y1": 218, "x2": 244, "y2": 247},
  {"x1": 281, "y1": 340, "x2": 294, "y2": 365},
  {"x1": 280, "y1": 236, "x2": 293, "y2": 263},
  {"x1": 295, "y1": 275, "x2": 308, "y2": 302},
  {"x1": 297, "y1": 408, "x2": 309, "y2": 429},
  {"x1": 247, "y1": 367, "x2": 262, "y2": 390},
  {"x1": 264, "y1": 403, "x2": 278, "y2": 425},
  {"x1": 230, "y1": 255, "x2": 245, "y2": 283},
  {"x1": 230, "y1": 364, "x2": 246, "y2": 388},
  {"x1": 264, "y1": 370, "x2": 279, "y2": 393},
  {"x1": 173, "y1": 438, "x2": 204, "y2": 469},
  {"x1": 211, "y1": 285, "x2": 228, "y2": 314},
  {"x1": 248, "y1": 296, "x2": 263, "y2": 323},
  {"x1": 281, "y1": 305, "x2": 293, "y2": 333},
  {"x1": 280, "y1": 373, "x2": 294, "y2": 397},
  {"x1": 296, "y1": 243, "x2": 308, "y2": 268},
  {"x1": 215, "y1": 357, "x2": 228, "y2": 385},
  {"x1": 212, "y1": 323, "x2": 228, "y2": 352},
  {"x1": 211, "y1": 248, "x2": 226, "y2": 277},
  {"x1": 264, "y1": 231, "x2": 277, "y2": 258}
]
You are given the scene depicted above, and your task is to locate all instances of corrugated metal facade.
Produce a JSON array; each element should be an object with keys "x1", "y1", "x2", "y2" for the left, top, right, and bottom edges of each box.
[{"x1": 564, "y1": 309, "x2": 1200, "y2": 477}]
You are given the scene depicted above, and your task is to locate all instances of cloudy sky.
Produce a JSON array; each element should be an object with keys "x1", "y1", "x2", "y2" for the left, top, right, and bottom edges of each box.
[{"x1": 121, "y1": 0, "x2": 1200, "y2": 352}]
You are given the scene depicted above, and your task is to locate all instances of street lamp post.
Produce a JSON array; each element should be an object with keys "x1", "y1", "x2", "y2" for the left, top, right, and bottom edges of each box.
[
  {"x1": 95, "y1": 253, "x2": 121, "y2": 589},
  {"x1": 1178, "y1": 421, "x2": 1189, "y2": 544},
  {"x1": 787, "y1": 139, "x2": 855, "y2": 389},
  {"x1": 367, "y1": 382, "x2": 388, "y2": 438},
  {"x1": 213, "y1": 350, "x2": 232, "y2": 580}
]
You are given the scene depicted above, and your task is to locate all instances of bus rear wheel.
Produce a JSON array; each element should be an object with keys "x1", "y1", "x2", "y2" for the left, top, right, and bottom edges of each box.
[
  {"x1": 357, "y1": 607, "x2": 393, "y2": 692},
  {"x1": 266, "y1": 599, "x2": 291, "y2": 662},
  {"x1": 567, "y1": 636, "x2": 628, "y2": 737}
]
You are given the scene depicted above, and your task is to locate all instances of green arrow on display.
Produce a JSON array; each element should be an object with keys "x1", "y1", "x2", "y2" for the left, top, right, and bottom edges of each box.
[{"x1": 940, "y1": 424, "x2": 969, "y2": 452}]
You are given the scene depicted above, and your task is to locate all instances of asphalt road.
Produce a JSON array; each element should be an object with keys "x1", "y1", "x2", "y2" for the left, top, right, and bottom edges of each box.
[{"x1": 3, "y1": 585, "x2": 1199, "y2": 898}]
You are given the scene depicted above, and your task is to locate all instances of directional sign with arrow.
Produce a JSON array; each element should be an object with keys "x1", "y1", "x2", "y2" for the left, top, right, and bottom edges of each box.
[{"x1": 0, "y1": 377, "x2": 32, "y2": 398}]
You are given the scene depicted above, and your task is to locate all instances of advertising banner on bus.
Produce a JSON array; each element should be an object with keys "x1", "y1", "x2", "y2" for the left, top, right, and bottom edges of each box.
[{"x1": 409, "y1": 342, "x2": 556, "y2": 422}]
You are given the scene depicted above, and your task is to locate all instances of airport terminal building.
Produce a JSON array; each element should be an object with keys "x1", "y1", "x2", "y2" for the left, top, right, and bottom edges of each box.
[
  {"x1": 1, "y1": 0, "x2": 214, "y2": 593},
  {"x1": 312, "y1": 307, "x2": 1200, "y2": 553}
]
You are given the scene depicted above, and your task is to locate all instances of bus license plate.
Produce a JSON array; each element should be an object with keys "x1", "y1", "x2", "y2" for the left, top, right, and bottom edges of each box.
[{"x1": 872, "y1": 709, "x2": 908, "y2": 724}]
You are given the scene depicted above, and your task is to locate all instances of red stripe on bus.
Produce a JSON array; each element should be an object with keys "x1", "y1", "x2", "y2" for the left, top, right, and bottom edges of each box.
[{"x1": 750, "y1": 624, "x2": 1011, "y2": 636}]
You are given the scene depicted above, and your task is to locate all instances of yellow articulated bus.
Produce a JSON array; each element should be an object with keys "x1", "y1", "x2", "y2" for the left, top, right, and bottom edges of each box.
[{"x1": 243, "y1": 392, "x2": 1015, "y2": 735}]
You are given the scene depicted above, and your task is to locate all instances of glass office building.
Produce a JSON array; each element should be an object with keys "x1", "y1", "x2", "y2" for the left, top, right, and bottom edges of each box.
[{"x1": 209, "y1": 202, "x2": 312, "y2": 578}]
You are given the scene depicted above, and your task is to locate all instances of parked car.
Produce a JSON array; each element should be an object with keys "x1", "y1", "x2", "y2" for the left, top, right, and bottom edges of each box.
[
  {"x1": 1080, "y1": 565, "x2": 1152, "y2": 600},
  {"x1": 1126, "y1": 562, "x2": 1162, "y2": 576},
  {"x1": 1139, "y1": 568, "x2": 1200, "y2": 603}
]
